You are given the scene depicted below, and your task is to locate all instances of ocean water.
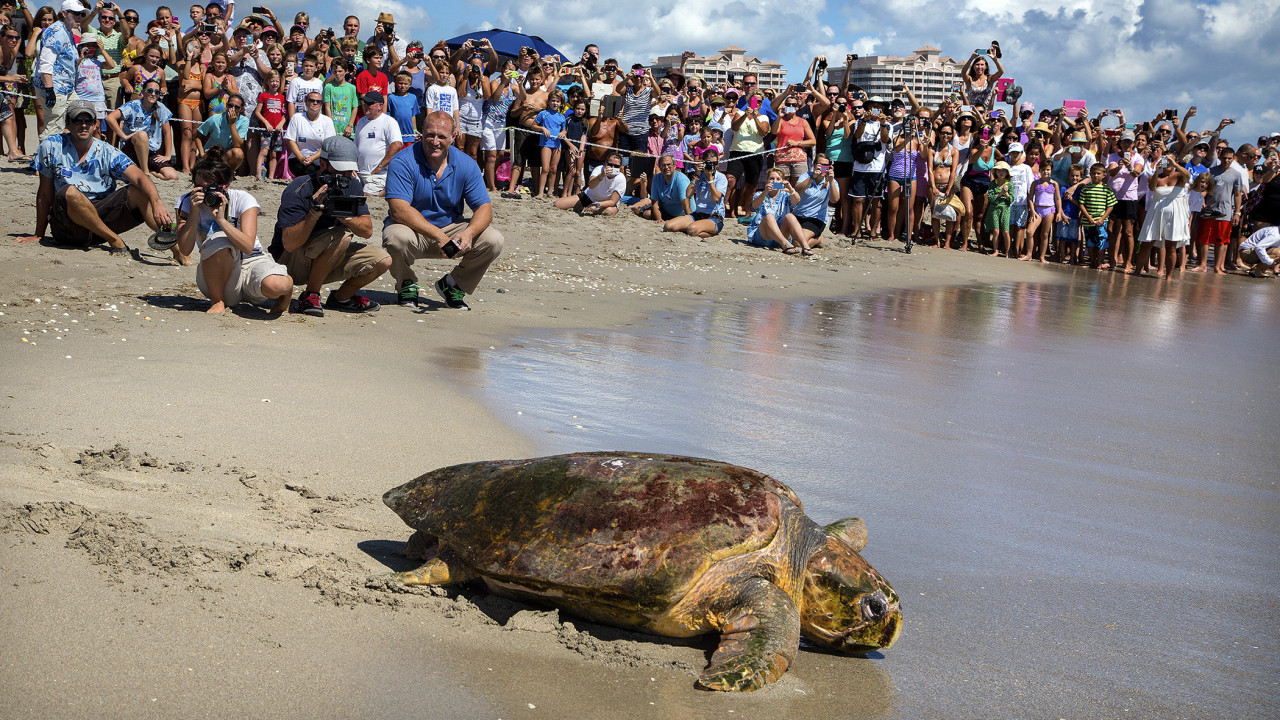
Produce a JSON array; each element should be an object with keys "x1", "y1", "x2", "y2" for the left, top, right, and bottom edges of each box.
[{"x1": 474, "y1": 272, "x2": 1280, "y2": 717}]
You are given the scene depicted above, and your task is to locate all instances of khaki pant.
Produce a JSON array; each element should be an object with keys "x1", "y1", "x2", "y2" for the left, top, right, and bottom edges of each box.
[
  {"x1": 382, "y1": 220, "x2": 503, "y2": 295},
  {"x1": 38, "y1": 91, "x2": 81, "y2": 144},
  {"x1": 101, "y1": 75, "x2": 122, "y2": 110},
  {"x1": 279, "y1": 226, "x2": 389, "y2": 285}
]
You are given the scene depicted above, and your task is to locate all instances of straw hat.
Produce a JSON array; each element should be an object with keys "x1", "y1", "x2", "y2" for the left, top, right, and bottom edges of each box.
[
  {"x1": 1032, "y1": 121, "x2": 1051, "y2": 134},
  {"x1": 991, "y1": 160, "x2": 1012, "y2": 175}
]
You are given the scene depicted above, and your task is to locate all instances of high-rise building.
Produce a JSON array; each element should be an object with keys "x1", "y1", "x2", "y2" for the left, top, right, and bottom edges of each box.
[
  {"x1": 825, "y1": 46, "x2": 962, "y2": 108},
  {"x1": 648, "y1": 45, "x2": 788, "y2": 91}
]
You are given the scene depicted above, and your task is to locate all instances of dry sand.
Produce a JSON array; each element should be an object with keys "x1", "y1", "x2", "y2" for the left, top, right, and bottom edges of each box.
[{"x1": 1, "y1": 160, "x2": 1065, "y2": 718}]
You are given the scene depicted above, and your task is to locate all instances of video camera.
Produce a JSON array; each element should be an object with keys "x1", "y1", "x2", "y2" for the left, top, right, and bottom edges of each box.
[{"x1": 313, "y1": 173, "x2": 366, "y2": 218}]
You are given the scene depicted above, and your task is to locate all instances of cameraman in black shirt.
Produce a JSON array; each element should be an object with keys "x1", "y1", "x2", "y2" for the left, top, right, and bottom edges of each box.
[{"x1": 270, "y1": 136, "x2": 391, "y2": 316}]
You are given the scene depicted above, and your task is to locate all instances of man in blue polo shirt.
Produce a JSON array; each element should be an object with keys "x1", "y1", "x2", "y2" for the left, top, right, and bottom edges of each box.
[{"x1": 381, "y1": 110, "x2": 503, "y2": 310}]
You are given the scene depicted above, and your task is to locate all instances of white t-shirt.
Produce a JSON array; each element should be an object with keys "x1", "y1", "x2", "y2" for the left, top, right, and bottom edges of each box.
[
  {"x1": 286, "y1": 76, "x2": 323, "y2": 113},
  {"x1": 424, "y1": 83, "x2": 459, "y2": 116},
  {"x1": 353, "y1": 112, "x2": 401, "y2": 174},
  {"x1": 284, "y1": 112, "x2": 336, "y2": 158},
  {"x1": 852, "y1": 121, "x2": 887, "y2": 174},
  {"x1": 1009, "y1": 163, "x2": 1035, "y2": 204},
  {"x1": 177, "y1": 188, "x2": 264, "y2": 256},
  {"x1": 584, "y1": 165, "x2": 626, "y2": 203}
]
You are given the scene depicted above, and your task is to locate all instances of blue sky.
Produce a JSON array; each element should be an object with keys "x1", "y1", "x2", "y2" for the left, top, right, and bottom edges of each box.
[{"x1": 250, "y1": 0, "x2": 1277, "y2": 147}]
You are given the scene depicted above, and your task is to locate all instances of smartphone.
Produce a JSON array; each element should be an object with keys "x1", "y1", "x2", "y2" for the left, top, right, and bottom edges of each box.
[
  {"x1": 632, "y1": 69, "x2": 644, "y2": 76},
  {"x1": 1124, "y1": 122, "x2": 1136, "y2": 130},
  {"x1": 816, "y1": 164, "x2": 831, "y2": 174},
  {"x1": 251, "y1": 5, "x2": 267, "y2": 13},
  {"x1": 981, "y1": 127, "x2": 990, "y2": 141},
  {"x1": 202, "y1": 22, "x2": 216, "y2": 32},
  {"x1": 286, "y1": 60, "x2": 295, "y2": 74},
  {"x1": 891, "y1": 84, "x2": 905, "y2": 92},
  {"x1": 770, "y1": 181, "x2": 785, "y2": 190},
  {"x1": 748, "y1": 96, "x2": 760, "y2": 110},
  {"x1": 442, "y1": 239, "x2": 460, "y2": 258},
  {"x1": 975, "y1": 49, "x2": 988, "y2": 55}
]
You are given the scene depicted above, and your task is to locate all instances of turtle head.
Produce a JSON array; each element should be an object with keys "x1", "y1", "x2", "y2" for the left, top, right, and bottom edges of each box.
[{"x1": 799, "y1": 532, "x2": 901, "y2": 655}]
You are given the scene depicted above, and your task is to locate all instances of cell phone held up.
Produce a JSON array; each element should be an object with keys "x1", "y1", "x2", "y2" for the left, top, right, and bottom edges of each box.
[
  {"x1": 442, "y1": 239, "x2": 461, "y2": 258},
  {"x1": 251, "y1": 5, "x2": 267, "y2": 14}
]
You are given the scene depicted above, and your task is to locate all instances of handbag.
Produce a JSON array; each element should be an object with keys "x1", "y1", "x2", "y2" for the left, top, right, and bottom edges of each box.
[
  {"x1": 932, "y1": 193, "x2": 965, "y2": 222},
  {"x1": 852, "y1": 140, "x2": 878, "y2": 164}
]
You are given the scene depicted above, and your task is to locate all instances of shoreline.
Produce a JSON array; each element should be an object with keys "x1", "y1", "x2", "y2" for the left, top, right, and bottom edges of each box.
[{"x1": 0, "y1": 163, "x2": 1249, "y2": 717}]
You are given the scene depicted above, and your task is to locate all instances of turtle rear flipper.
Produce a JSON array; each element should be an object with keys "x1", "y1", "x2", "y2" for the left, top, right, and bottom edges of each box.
[
  {"x1": 397, "y1": 547, "x2": 478, "y2": 586},
  {"x1": 697, "y1": 579, "x2": 801, "y2": 692}
]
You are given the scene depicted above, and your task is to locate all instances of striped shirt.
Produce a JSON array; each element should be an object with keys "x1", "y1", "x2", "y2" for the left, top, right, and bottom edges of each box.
[
  {"x1": 620, "y1": 86, "x2": 651, "y2": 136},
  {"x1": 1077, "y1": 182, "x2": 1117, "y2": 221}
]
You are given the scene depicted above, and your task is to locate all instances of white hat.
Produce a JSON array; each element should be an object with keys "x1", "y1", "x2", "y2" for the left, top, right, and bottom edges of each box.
[
  {"x1": 60, "y1": 0, "x2": 88, "y2": 12},
  {"x1": 1007, "y1": 142, "x2": 1024, "y2": 154}
]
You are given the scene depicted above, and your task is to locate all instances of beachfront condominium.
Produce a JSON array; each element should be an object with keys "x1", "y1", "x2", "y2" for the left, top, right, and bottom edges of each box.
[
  {"x1": 825, "y1": 46, "x2": 963, "y2": 107},
  {"x1": 648, "y1": 46, "x2": 788, "y2": 91}
]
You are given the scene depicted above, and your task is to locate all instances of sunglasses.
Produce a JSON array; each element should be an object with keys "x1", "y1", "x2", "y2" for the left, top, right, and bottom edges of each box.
[
  {"x1": 124, "y1": 15, "x2": 138, "y2": 22},
  {"x1": 306, "y1": 98, "x2": 322, "y2": 103},
  {"x1": 607, "y1": 162, "x2": 622, "y2": 168},
  {"x1": 2, "y1": 34, "x2": 17, "y2": 40},
  {"x1": 228, "y1": 104, "x2": 244, "y2": 109},
  {"x1": 70, "y1": 115, "x2": 96, "y2": 124},
  {"x1": 142, "y1": 87, "x2": 161, "y2": 94}
]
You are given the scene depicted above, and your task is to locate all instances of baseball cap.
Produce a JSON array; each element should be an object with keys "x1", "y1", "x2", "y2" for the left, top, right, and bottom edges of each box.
[
  {"x1": 65, "y1": 98, "x2": 96, "y2": 120},
  {"x1": 77, "y1": 31, "x2": 98, "y2": 47},
  {"x1": 1007, "y1": 142, "x2": 1024, "y2": 154},
  {"x1": 361, "y1": 91, "x2": 385, "y2": 105},
  {"x1": 1120, "y1": 129, "x2": 1136, "y2": 142},
  {"x1": 319, "y1": 136, "x2": 358, "y2": 172},
  {"x1": 1019, "y1": 101, "x2": 1034, "y2": 113},
  {"x1": 60, "y1": 0, "x2": 88, "y2": 12},
  {"x1": 290, "y1": 24, "x2": 306, "y2": 34}
]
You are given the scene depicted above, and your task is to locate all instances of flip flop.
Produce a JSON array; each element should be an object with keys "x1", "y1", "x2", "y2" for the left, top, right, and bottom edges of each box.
[
  {"x1": 801, "y1": 248, "x2": 814, "y2": 256},
  {"x1": 782, "y1": 246, "x2": 801, "y2": 255},
  {"x1": 147, "y1": 230, "x2": 179, "y2": 251}
]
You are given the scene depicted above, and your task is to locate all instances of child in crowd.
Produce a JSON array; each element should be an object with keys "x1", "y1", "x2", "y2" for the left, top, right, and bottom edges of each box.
[
  {"x1": 687, "y1": 124, "x2": 723, "y2": 173},
  {"x1": 323, "y1": 61, "x2": 358, "y2": 138},
  {"x1": 354, "y1": 47, "x2": 388, "y2": 105},
  {"x1": 985, "y1": 161, "x2": 1014, "y2": 257},
  {"x1": 559, "y1": 99, "x2": 588, "y2": 199},
  {"x1": 253, "y1": 70, "x2": 286, "y2": 180},
  {"x1": 1057, "y1": 164, "x2": 1086, "y2": 264},
  {"x1": 203, "y1": 51, "x2": 237, "y2": 117},
  {"x1": 337, "y1": 38, "x2": 362, "y2": 75},
  {"x1": 680, "y1": 116, "x2": 704, "y2": 174},
  {"x1": 386, "y1": 71, "x2": 420, "y2": 143},
  {"x1": 745, "y1": 168, "x2": 805, "y2": 254},
  {"x1": 631, "y1": 111, "x2": 665, "y2": 198},
  {"x1": 1005, "y1": 143, "x2": 1035, "y2": 259},
  {"x1": 662, "y1": 106, "x2": 685, "y2": 171},
  {"x1": 75, "y1": 34, "x2": 113, "y2": 137},
  {"x1": 532, "y1": 92, "x2": 567, "y2": 199},
  {"x1": 423, "y1": 56, "x2": 459, "y2": 130},
  {"x1": 286, "y1": 54, "x2": 322, "y2": 118},
  {"x1": 1078, "y1": 164, "x2": 1118, "y2": 269},
  {"x1": 1029, "y1": 163, "x2": 1061, "y2": 264}
]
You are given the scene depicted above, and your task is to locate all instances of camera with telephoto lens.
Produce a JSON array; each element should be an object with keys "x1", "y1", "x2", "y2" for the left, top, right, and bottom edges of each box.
[
  {"x1": 202, "y1": 186, "x2": 223, "y2": 208},
  {"x1": 314, "y1": 173, "x2": 366, "y2": 218}
]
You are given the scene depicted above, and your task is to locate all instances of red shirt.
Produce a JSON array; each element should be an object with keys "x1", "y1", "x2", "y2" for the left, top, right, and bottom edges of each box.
[
  {"x1": 257, "y1": 92, "x2": 286, "y2": 129},
  {"x1": 355, "y1": 70, "x2": 389, "y2": 97}
]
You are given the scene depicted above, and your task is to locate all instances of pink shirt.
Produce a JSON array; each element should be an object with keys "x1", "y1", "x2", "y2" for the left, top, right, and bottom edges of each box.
[{"x1": 1107, "y1": 151, "x2": 1145, "y2": 201}]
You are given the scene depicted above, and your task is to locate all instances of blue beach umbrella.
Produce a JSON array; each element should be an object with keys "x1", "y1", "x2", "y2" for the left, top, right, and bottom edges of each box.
[{"x1": 443, "y1": 29, "x2": 567, "y2": 63}]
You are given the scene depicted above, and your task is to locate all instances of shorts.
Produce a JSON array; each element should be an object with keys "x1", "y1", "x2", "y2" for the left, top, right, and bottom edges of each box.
[
  {"x1": 1056, "y1": 217, "x2": 1081, "y2": 242},
  {"x1": 288, "y1": 157, "x2": 319, "y2": 178},
  {"x1": 832, "y1": 161, "x2": 853, "y2": 179},
  {"x1": 1010, "y1": 203, "x2": 1030, "y2": 228},
  {"x1": 984, "y1": 204, "x2": 1011, "y2": 233},
  {"x1": 358, "y1": 171, "x2": 386, "y2": 196},
  {"x1": 460, "y1": 114, "x2": 482, "y2": 138},
  {"x1": 961, "y1": 173, "x2": 990, "y2": 195},
  {"x1": 691, "y1": 212, "x2": 724, "y2": 233},
  {"x1": 726, "y1": 150, "x2": 764, "y2": 185},
  {"x1": 278, "y1": 226, "x2": 389, "y2": 285},
  {"x1": 196, "y1": 246, "x2": 289, "y2": 306},
  {"x1": 1034, "y1": 204, "x2": 1056, "y2": 218},
  {"x1": 849, "y1": 171, "x2": 882, "y2": 199},
  {"x1": 1194, "y1": 218, "x2": 1232, "y2": 246},
  {"x1": 253, "y1": 127, "x2": 284, "y2": 150},
  {"x1": 122, "y1": 141, "x2": 174, "y2": 174},
  {"x1": 775, "y1": 160, "x2": 807, "y2": 178},
  {"x1": 615, "y1": 132, "x2": 646, "y2": 158},
  {"x1": 0, "y1": 101, "x2": 12, "y2": 123},
  {"x1": 50, "y1": 185, "x2": 144, "y2": 247},
  {"x1": 1083, "y1": 223, "x2": 1109, "y2": 251},
  {"x1": 480, "y1": 123, "x2": 507, "y2": 152},
  {"x1": 795, "y1": 215, "x2": 826, "y2": 238},
  {"x1": 514, "y1": 129, "x2": 540, "y2": 167},
  {"x1": 1112, "y1": 198, "x2": 1139, "y2": 220}
]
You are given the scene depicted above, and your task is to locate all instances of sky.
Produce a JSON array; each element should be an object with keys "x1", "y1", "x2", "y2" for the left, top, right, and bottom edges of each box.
[{"x1": 245, "y1": 0, "x2": 1278, "y2": 147}]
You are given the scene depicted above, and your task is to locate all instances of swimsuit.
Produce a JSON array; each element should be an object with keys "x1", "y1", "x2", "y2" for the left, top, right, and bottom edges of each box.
[
  {"x1": 207, "y1": 74, "x2": 227, "y2": 114},
  {"x1": 1032, "y1": 181, "x2": 1057, "y2": 217},
  {"x1": 180, "y1": 62, "x2": 202, "y2": 109}
]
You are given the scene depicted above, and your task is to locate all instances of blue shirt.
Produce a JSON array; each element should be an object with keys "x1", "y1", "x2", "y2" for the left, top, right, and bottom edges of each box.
[
  {"x1": 385, "y1": 143, "x2": 491, "y2": 228},
  {"x1": 387, "y1": 92, "x2": 420, "y2": 142},
  {"x1": 535, "y1": 109, "x2": 567, "y2": 149},
  {"x1": 691, "y1": 171, "x2": 728, "y2": 216},
  {"x1": 117, "y1": 100, "x2": 173, "y2": 152},
  {"x1": 793, "y1": 172, "x2": 832, "y2": 222},
  {"x1": 42, "y1": 21, "x2": 78, "y2": 95},
  {"x1": 650, "y1": 171, "x2": 690, "y2": 217},
  {"x1": 736, "y1": 95, "x2": 777, "y2": 123},
  {"x1": 35, "y1": 134, "x2": 134, "y2": 201},
  {"x1": 197, "y1": 112, "x2": 249, "y2": 151}
]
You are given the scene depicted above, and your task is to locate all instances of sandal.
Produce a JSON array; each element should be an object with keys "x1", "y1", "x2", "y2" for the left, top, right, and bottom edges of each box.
[
  {"x1": 782, "y1": 246, "x2": 801, "y2": 255},
  {"x1": 801, "y1": 248, "x2": 814, "y2": 256}
]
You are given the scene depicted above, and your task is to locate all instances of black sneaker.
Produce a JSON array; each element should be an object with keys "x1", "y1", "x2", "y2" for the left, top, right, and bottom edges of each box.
[
  {"x1": 397, "y1": 282, "x2": 420, "y2": 307},
  {"x1": 435, "y1": 277, "x2": 471, "y2": 310},
  {"x1": 325, "y1": 293, "x2": 380, "y2": 312},
  {"x1": 296, "y1": 291, "x2": 324, "y2": 317}
]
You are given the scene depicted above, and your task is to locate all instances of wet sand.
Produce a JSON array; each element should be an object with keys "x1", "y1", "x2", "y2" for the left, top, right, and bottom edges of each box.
[{"x1": 0, "y1": 158, "x2": 1270, "y2": 717}]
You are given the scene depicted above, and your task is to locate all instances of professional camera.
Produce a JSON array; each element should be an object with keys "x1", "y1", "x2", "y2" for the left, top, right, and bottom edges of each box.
[
  {"x1": 816, "y1": 57, "x2": 827, "y2": 72},
  {"x1": 201, "y1": 186, "x2": 223, "y2": 208},
  {"x1": 703, "y1": 160, "x2": 716, "y2": 173},
  {"x1": 313, "y1": 173, "x2": 366, "y2": 218}
]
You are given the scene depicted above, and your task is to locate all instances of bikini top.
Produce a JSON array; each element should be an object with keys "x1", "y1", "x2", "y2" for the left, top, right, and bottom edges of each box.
[{"x1": 972, "y1": 152, "x2": 994, "y2": 172}]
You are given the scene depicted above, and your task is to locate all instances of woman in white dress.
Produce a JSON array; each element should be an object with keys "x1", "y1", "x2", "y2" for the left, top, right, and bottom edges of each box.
[{"x1": 1132, "y1": 150, "x2": 1191, "y2": 278}]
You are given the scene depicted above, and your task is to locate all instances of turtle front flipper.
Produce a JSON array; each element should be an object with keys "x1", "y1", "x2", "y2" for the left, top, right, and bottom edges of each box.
[
  {"x1": 697, "y1": 578, "x2": 801, "y2": 692},
  {"x1": 396, "y1": 547, "x2": 478, "y2": 586}
]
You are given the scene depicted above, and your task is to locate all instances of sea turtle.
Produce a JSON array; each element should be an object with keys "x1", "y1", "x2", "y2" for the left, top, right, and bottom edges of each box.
[{"x1": 382, "y1": 452, "x2": 901, "y2": 691}]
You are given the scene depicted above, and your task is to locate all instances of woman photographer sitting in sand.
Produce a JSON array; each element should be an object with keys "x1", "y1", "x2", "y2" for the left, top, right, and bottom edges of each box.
[{"x1": 173, "y1": 147, "x2": 293, "y2": 314}]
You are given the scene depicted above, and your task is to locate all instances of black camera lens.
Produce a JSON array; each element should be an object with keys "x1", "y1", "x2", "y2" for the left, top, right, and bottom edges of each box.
[{"x1": 202, "y1": 186, "x2": 222, "y2": 208}]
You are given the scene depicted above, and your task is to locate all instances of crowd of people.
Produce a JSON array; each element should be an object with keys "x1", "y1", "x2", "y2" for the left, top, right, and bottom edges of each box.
[{"x1": 10, "y1": 3, "x2": 1280, "y2": 316}]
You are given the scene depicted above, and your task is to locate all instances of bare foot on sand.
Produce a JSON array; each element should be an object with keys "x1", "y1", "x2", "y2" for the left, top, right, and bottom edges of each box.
[{"x1": 207, "y1": 301, "x2": 226, "y2": 314}]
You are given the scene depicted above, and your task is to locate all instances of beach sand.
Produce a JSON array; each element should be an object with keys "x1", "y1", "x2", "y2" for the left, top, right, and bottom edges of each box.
[{"x1": 0, "y1": 163, "x2": 1061, "y2": 718}]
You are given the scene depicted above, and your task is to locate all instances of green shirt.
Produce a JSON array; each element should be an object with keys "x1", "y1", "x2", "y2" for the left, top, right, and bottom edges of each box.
[
  {"x1": 1077, "y1": 182, "x2": 1117, "y2": 222},
  {"x1": 323, "y1": 81, "x2": 358, "y2": 135},
  {"x1": 98, "y1": 29, "x2": 123, "y2": 77}
]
